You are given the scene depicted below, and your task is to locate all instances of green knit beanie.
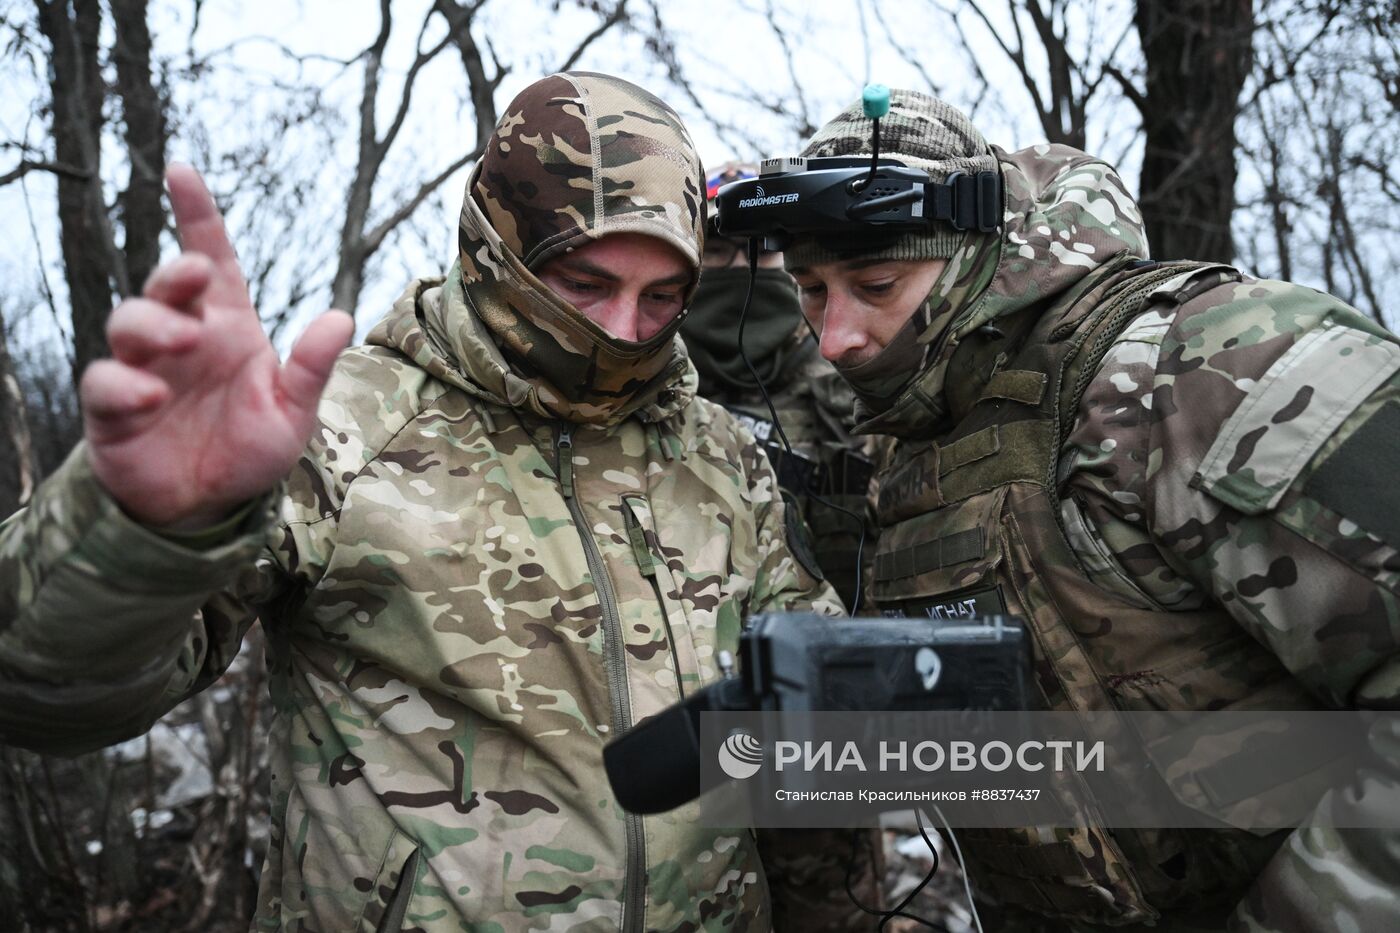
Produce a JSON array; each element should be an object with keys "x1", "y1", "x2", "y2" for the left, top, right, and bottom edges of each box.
[{"x1": 784, "y1": 90, "x2": 998, "y2": 270}]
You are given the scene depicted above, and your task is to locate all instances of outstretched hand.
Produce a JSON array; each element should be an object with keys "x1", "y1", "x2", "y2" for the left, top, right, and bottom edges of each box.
[{"x1": 83, "y1": 164, "x2": 355, "y2": 529}]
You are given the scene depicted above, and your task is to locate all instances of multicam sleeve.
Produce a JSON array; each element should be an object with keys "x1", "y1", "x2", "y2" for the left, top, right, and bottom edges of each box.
[
  {"x1": 0, "y1": 443, "x2": 284, "y2": 755},
  {"x1": 738, "y1": 424, "x2": 846, "y2": 621},
  {"x1": 1144, "y1": 279, "x2": 1400, "y2": 932}
]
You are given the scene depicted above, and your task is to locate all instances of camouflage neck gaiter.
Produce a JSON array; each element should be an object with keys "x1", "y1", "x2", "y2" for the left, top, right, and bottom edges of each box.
[
  {"x1": 457, "y1": 188, "x2": 689, "y2": 426},
  {"x1": 849, "y1": 231, "x2": 1002, "y2": 436},
  {"x1": 836, "y1": 318, "x2": 924, "y2": 412}
]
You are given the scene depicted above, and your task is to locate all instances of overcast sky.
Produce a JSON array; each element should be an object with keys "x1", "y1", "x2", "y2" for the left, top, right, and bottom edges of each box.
[{"x1": 0, "y1": 0, "x2": 1144, "y2": 351}]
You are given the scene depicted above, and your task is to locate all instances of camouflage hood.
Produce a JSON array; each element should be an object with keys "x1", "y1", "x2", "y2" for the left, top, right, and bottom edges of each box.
[
  {"x1": 387, "y1": 71, "x2": 706, "y2": 427},
  {"x1": 854, "y1": 143, "x2": 1149, "y2": 438},
  {"x1": 473, "y1": 71, "x2": 706, "y2": 273}
]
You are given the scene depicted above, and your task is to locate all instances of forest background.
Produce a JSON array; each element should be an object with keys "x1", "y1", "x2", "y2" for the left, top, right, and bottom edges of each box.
[{"x1": 0, "y1": 0, "x2": 1395, "y2": 929}]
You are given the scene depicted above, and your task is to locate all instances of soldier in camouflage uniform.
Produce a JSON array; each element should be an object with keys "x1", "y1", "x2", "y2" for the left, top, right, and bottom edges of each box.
[
  {"x1": 0, "y1": 72, "x2": 845, "y2": 932},
  {"x1": 684, "y1": 163, "x2": 886, "y2": 933},
  {"x1": 769, "y1": 89, "x2": 1400, "y2": 931}
]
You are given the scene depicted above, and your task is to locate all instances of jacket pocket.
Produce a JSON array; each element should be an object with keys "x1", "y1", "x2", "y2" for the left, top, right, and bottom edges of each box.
[
  {"x1": 1059, "y1": 492, "x2": 1169, "y2": 611},
  {"x1": 1194, "y1": 317, "x2": 1400, "y2": 514}
]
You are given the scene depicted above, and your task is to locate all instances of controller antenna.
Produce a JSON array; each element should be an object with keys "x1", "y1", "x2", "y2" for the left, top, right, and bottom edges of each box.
[{"x1": 853, "y1": 83, "x2": 890, "y2": 193}]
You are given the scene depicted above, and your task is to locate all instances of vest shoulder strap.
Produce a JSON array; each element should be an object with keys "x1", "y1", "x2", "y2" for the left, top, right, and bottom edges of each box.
[{"x1": 1053, "y1": 261, "x2": 1240, "y2": 449}]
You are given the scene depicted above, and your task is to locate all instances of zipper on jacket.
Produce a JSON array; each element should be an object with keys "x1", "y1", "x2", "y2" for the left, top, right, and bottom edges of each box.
[
  {"x1": 556, "y1": 426, "x2": 576, "y2": 499},
  {"x1": 554, "y1": 424, "x2": 646, "y2": 933},
  {"x1": 622, "y1": 498, "x2": 687, "y2": 700}
]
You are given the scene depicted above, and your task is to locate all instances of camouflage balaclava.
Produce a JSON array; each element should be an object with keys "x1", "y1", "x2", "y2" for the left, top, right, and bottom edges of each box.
[
  {"x1": 785, "y1": 90, "x2": 1002, "y2": 432},
  {"x1": 457, "y1": 71, "x2": 706, "y2": 426}
]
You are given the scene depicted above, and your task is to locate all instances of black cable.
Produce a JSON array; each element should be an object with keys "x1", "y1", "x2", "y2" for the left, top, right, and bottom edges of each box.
[
  {"x1": 840, "y1": 816, "x2": 950, "y2": 931},
  {"x1": 869, "y1": 118, "x2": 881, "y2": 185},
  {"x1": 853, "y1": 118, "x2": 882, "y2": 193},
  {"x1": 736, "y1": 237, "x2": 867, "y2": 614},
  {"x1": 888, "y1": 809, "x2": 945, "y2": 930}
]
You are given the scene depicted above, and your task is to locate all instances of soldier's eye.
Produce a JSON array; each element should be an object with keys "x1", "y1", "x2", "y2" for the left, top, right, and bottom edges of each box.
[
  {"x1": 563, "y1": 277, "x2": 602, "y2": 294},
  {"x1": 861, "y1": 280, "x2": 896, "y2": 295}
]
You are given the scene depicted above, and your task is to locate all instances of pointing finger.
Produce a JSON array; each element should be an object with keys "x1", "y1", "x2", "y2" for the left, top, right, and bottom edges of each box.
[{"x1": 165, "y1": 163, "x2": 250, "y2": 308}]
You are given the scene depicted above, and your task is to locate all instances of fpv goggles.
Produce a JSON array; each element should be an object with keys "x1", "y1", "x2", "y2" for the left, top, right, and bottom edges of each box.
[{"x1": 713, "y1": 156, "x2": 1002, "y2": 252}]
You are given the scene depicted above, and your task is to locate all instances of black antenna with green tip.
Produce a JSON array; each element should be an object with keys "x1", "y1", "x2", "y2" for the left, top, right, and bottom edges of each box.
[{"x1": 851, "y1": 83, "x2": 891, "y2": 193}]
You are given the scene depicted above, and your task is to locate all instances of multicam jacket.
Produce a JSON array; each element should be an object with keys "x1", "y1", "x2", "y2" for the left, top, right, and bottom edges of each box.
[{"x1": 863, "y1": 143, "x2": 1400, "y2": 932}]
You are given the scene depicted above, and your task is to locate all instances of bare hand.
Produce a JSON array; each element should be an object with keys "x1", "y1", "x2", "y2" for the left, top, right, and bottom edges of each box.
[{"x1": 82, "y1": 164, "x2": 355, "y2": 529}]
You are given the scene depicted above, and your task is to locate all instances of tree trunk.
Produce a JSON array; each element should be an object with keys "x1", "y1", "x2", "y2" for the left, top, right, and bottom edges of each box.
[
  {"x1": 111, "y1": 0, "x2": 168, "y2": 296},
  {"x1": 1135, "y1": 0, "x2": 1253, "y2": 262},
  {"x1": 35, "y1": 0, "x2": 119, "y2": 385},
  {"x1": 1024, "y1": 0, "x2": 1088, "y2": 150},
  {"x1": 436, "y1": 0, "x2": 500, "y2": 147}
]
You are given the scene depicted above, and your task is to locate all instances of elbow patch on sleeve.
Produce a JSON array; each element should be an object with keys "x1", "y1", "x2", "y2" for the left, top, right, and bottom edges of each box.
[{"x1": 1193, "y1": 320, "x2": 1400, "y2": 515}]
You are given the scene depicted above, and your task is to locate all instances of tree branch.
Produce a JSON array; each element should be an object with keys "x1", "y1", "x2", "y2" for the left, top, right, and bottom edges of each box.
[
  {"x1": 377, "y1": 10, "x2": 453, "y2": 162},
  {"x1": 1022, "y1": 0, "x2": 1083, "y2": 146},
  {"x1": 962, "y1": 0, "x2": 1048, "y2": 120},
  {"x1": 357, "y1": 0, "x2": 394, "y2": 168},
  {"x1": 557, "y1": 0, "x2": 630, "y2": 72},
  {"x1": 362, "y1": 147, "x2": 481, "y2": 256},
  {"x1": 435, "y1": 0, "x2": 501, "y2": 149},
  {"x1": 1104, "y1": 62, "x2": 1148, "y2": 115},
  {"x1": 0, "y1": 158, "x2": 87, "y2": 187},
  {"x1": 634, "y1": 0, "x2": 757, "y2": 156},
  {"x1": 1077, "y1": 19, "x2": 1135, "y2": 100},
  {"x1": 199, "y1": 34, "x2": 361, "y2": 68},
  {"x1": 875, "y1": 0, "x2": 942, "y2": 96},
  {"x1": 764, "y1": 0, "x2": 815, "y2": 138}
]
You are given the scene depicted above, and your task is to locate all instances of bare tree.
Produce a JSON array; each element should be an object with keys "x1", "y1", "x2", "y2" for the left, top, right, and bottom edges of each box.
[
  {"x1": 327, "y1": 0, "x2": 631, "y2": 315},
  {"x1": 937, "y1": 0, "x2": 1252, "y2": 262},
  {"x1": 949, "y1": 0, "x2": 1135, "y2": 149},
  {"x1": 1119, "y1": 0, "x2": 1253, "y2": 262},
  {"x1": 31, "y1": 0, "x2": 115, "y2": 385},
  {"x1": 24, "y1": 0, "x2": 169, "y2": 384},
  {"x1": 329, "y1": 1, "x2": 463, "y2": 313},
  {"x1": 110, "y1": 0, "x2": 168, "y2": 302},
  {"x1": 1237, "y1": 0, "x2": 1399, "y2": 325},
  {"x1": 434, "y1": 0, "x2": 507, "y2": 146},
  {"x1": 635, "y1": 0, "x2": 832, "y2": 159}
]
